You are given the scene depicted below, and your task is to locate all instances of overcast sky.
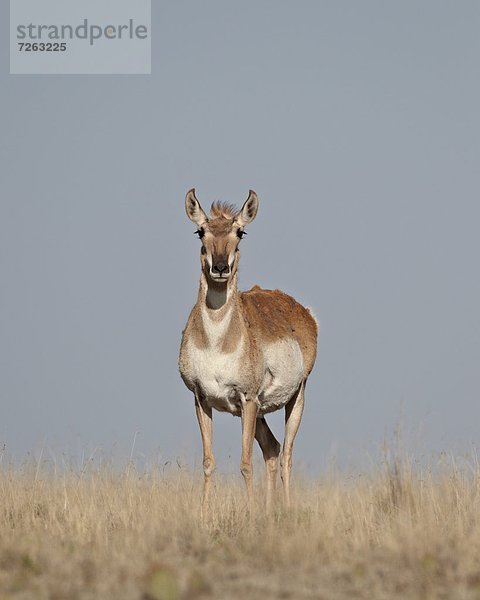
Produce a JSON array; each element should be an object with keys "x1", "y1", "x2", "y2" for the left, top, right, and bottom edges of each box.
[{"x1": 1, "y1": 1, "x2": 479, "y2": 472}]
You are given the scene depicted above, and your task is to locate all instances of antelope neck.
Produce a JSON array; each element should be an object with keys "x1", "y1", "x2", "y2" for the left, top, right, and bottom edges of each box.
[{"x1": 201, "y1": 273, "x2": 238, "y2": 311}]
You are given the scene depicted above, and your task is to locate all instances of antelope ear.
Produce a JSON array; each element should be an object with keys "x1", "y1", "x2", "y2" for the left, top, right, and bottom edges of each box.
[
  {"x1": 236, "y1": 190, "x2": 259, "y2": 226},
  {"x1": 185, "y1": 188, "x2": 207, "y2": 226}
]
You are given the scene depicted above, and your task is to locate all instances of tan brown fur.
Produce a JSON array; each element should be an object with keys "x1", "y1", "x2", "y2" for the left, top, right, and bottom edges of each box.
[
  {"x1": 241, "y1": 287, "x2": 317, "y2": 376},
  {"x1": 179, "y1": 189, "x2": 318, "y2": 514},
  {"x1": 209, "y1": 201, "x2": 238, "y2": 220},
  {"x1": 220, "y1": 306, "x2": 243, "y2": 354},
  {"x1": 185, "y1": 306, "x2": 208, "y2": 351}
]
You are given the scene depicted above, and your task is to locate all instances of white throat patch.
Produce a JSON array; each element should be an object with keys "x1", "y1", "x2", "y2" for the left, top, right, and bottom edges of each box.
[{"x1": 201, "y1": 305, "x2": 233, "y2": 348}]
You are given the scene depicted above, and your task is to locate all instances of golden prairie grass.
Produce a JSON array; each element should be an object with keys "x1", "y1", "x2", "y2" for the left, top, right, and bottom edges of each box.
[{"x1": 1, "y1": 451, "x2": 480, "y2": 599}]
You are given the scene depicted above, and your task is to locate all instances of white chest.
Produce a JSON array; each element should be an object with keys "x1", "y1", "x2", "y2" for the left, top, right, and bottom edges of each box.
[
  {"x1": 185, "y1": 340, "x2": 244, "y2": 407},
  {"x1": 184, "y1": 307, "x2": 244, "y2": 412}
]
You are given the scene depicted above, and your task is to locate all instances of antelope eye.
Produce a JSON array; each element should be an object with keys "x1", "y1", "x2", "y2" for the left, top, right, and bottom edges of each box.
[
  {"x1": 194, "y1": 228, "x2": 205, "y2": 239},
  {"x1": 237, "y1": 229, "x2": 246, "y2": 239}
]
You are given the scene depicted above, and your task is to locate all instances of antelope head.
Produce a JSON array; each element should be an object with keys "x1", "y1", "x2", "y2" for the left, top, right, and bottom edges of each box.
[{"x1": 185, "y1": 189, "x2": 258, "y2": 284}]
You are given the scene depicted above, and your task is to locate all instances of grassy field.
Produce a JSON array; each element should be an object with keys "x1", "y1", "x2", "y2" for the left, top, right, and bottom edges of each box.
[{"x1": 1, "y1": 451, "x2": 480, "y2": 600}]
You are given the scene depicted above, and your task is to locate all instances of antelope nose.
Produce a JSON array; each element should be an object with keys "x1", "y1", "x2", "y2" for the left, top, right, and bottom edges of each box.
[{"x1": 213, "y1": 262, "x2": 229, "y2": 275}]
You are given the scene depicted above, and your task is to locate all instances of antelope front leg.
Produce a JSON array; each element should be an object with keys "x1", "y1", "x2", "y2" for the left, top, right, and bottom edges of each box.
[
  {"x1": 281, "y1": 381, "x2": 305, "y2": 509},
  {"x1": 240, "y1": 395, "x2": 258, "y2": 511},
  {"x1": 194, "y1": 393, "x2": 215, "y2": 520}
]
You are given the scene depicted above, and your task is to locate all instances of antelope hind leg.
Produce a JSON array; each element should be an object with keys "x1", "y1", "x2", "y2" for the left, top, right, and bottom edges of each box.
[
  {"x1": 255, "y1": 417, "x2": 281, "y2": 513},
  {"x1": 281, "y1": 381, "x2": 306, "y2": 508}
]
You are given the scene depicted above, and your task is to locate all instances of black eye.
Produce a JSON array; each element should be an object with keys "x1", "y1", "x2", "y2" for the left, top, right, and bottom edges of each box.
[
  {"x1": 237, "y1": 229, "x2": 246, "y2": 239},
  {"x1": 194, "y1": 228, "x2": 205, "y2": 239}
]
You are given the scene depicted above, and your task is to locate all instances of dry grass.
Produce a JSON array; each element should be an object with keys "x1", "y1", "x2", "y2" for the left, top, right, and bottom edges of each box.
[{"x1": 1, "y1": 451, "x2": 480, "y2": 600}]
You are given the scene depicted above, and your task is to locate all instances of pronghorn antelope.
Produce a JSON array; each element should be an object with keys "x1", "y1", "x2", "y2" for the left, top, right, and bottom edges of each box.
[{"x1": 179, "y1": 189, "x2": 317, "y2": 513}]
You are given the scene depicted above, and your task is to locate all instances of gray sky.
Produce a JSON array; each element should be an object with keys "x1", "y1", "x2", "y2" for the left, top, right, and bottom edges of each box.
[{"x1": 1, "y1": 1, "x2": 479, "y2": 471}]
